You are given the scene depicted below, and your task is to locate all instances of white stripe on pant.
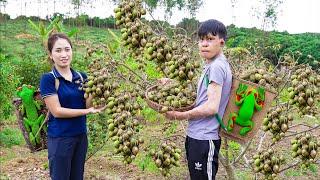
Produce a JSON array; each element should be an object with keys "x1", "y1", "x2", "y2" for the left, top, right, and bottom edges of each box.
[{"x1": 207, "y1": 140, "x2": 215, "y2": 180}]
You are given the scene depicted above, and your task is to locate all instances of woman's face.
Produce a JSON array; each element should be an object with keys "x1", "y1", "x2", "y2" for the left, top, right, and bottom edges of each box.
[{"x1": 50, "y1": 38, "x2": 72, "y2": 68}]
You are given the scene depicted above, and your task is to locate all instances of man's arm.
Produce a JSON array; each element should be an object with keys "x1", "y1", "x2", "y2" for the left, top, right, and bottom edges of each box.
[{"x1": 165, "y1": 82, "x2": 222, "y2": 120}]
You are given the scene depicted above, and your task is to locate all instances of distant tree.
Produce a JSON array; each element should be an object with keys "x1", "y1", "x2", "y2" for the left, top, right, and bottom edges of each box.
[
  {"x1": 71, "y1": 0, "x2": 92, "y2": 25},
  {"x1": 0, "y1": 13, "x2": 10, "y2": 21},
  {"x1": 76, "y1": 14, "x2": 89, "y2": 26},
  {"x1": 110, "y1": 0, "x2": 203, "y2": 16},
  {"x1": 251, "y1": 0, "x2": 283, "y2": 31},
  {"x1": 51, "y1": 13, "x2": 64, "y2": 21},
  {"x1": 176, "y1": 17, "x2": 200, "y2": 36}
]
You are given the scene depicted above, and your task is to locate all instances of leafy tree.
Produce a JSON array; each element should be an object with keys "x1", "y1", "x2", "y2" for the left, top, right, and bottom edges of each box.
[
  {"x1": 176, "y1": 17, "x2": 200, "y2": 36},
  {"x1": 28, "y1": 16, "x2": 78, "y2": 47},
  {"x1": 226, "y1": 25, "x2": 320, "y2": 69}
]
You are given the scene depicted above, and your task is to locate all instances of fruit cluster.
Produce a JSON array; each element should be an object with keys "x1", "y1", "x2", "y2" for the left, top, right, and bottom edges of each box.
[
  {"x1": 114, "y1": 0, "x2": 150, "y2": 65},
  {"x1": 240, "y1": 67, "x2": 278, "y2": 92},
  {"x1": 108, "y1": 111, "x2": 144, "y2": 164},
  {"x1": 104, "y1": 90, "x2": 142, "y2": 116},
  {"x1": 114, "y1": 0, "x2": 200, "y2": 111},
  {"x1": 149, "y1": 142, "x2": 182, "y2": 177},
  {"x1": 147, "y1": 81, "x2": 196, "y2": 113},
  {"x1": 144, "y1": 35, "x2": 200, "y2": 82},
  {"x1": 291, "y1": 133, "x2": 319, "y2": 168},
  {"x1": 80, "y1": 59, "x2": 119, "y2": 108},
  {"x1": 262, "y1": 105, "x2": 293, "y2": 143},
  {"x1": 288, "y1": 65, "x2": 320, "y2": 116},
  {"x1": 252, "y1": 149, "x2": 285, "y2": 180}
]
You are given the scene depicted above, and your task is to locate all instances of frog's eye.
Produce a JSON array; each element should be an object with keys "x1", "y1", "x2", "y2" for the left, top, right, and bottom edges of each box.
[
  {"x1": 28, "y1": 85, "x2": 32, "y2": 88},
  {"x1": 17, "y1": 87, "x2": 22, "y2": 91}
]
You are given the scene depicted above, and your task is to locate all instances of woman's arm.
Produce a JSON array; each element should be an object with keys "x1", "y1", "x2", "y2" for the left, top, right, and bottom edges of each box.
[{"x1": 44, "y1": 95, "x2": 103, "y2": 118}]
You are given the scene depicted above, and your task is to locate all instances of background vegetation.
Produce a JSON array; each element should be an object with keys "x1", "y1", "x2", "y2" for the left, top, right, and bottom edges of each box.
[{"x1": 0, "y1": 4, "x2": 319, "y2": 178}]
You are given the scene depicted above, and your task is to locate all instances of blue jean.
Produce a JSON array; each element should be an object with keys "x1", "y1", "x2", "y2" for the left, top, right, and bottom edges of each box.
[{"x1": 48, "y1": 134, "x2": 88, "y2": 180}]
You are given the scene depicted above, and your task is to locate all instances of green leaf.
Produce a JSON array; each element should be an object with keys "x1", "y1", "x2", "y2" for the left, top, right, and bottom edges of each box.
[
  {"x1": 67, "y1": 28, "x2": 79, "y2": 37},
  {"x1": 107, "y1": 29, "x2": 120, "y2": 44},
  {"x1": 28, "y1": 19, "x2": 40, "y2": 34}
]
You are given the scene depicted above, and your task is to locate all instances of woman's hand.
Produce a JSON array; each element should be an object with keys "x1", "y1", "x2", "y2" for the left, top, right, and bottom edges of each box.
[{"x1": 87, "y1": 105, "x2": 107, "y2": 114}]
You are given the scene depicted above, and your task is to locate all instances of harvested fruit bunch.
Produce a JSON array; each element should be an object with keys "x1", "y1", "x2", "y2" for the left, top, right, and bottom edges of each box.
[
  {"x1": 239, "y1": 67, "x2": 278, "y2": 92},
  {"x1": 146, "y1": 81, "x2": 196, "y2": 113},
  {"x1": 287, "y1": 65, "x2": 320, "y2": 116},
  {"x1": 81, "y1": 59, "x2": 119, "y2": 108},
  {"x1": 291, "y1": 133, "x2": 319, "y2": 168},
  {"x1": 251, "y1": 149, "x2": 285, "y2": 180},
  {"x1": 262, "y1": 104, "x2": 293, "y2": 143},
  {"x1": 149, "y1": 142, "x2": 182, "y2": 177},
  {"x1": 108, "y1": 111, "x2": 144, "y2": 164}
]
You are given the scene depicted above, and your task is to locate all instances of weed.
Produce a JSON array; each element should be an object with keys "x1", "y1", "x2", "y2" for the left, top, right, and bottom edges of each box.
[{"x1": 0, "y1": 127, "x2": 25, "y2": 148}]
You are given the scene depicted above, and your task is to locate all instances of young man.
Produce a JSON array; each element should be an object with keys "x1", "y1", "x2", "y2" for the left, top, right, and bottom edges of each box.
[{"x1": 165, "y1": 19, "x2": 232, "y2": 180}]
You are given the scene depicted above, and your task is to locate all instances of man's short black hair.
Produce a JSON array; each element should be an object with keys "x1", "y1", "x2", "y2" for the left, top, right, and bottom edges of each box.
[{"x1": 198, "y1": 19, "x2": 227, "y2": 41}]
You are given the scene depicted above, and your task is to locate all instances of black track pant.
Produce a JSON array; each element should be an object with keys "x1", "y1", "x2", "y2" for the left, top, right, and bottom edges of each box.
[{"x1": 185, "y1": 136, "x2": 221, "y2": 180}]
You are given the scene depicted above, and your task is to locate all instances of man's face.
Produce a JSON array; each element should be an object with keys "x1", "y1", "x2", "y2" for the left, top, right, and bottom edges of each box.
[
  {"x1": 198, "y1": 33, "x2": 224, "y2": 61},
  {"x1": 50, "y1": 38, "x2": 73, "y2": 68}
]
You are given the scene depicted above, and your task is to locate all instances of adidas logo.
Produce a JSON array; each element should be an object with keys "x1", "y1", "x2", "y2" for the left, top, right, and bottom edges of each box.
[{"x1": 195, "y1": 162, "x2": 202, "y2": 170}]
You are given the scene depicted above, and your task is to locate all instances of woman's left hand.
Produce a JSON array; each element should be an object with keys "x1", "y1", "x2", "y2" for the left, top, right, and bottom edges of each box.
[{"x1": 88, "y1": 105, "x2": 107, "y2": 114}]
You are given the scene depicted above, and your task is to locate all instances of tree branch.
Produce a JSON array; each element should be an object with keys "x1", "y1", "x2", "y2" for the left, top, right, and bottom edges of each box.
[
  {"x1": 284, "y1": 125, "x2": 320, "y2": 138},
  {"x1": 279, "y1": 161, "x2": 300, "y2": 173},
  {"x1": 289, "y1": 123, "x2": 314, "y2": 129},
  {"x1": 257, "y1": 131, "x2": 267, "y2": 151},
  {"x1": 232, "y1": 139, "x2": 252, "y2": 165}
]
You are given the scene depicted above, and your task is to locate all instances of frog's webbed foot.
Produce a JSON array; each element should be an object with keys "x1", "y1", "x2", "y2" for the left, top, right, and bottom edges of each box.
[
  {"x1": 235, "y1": 84, "x2": 248, "y2": 106},
  {"x1": 227, "y1": 113, "x2": 237, "y2": 132},
  {"x1": 255, "y1": 87, "x2": 265, "y2": 111},
  {"x1": 239, "y1": 121, "x2": 254, "y2": 136}
]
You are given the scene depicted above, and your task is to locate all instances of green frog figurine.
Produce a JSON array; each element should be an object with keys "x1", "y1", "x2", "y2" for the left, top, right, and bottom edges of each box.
[
  {"x1": 17, "y1": 84, "x2": 46, "y2": 146},
  {"x1": 227, "y1": 83, "x2": 265, "y2": 136}
]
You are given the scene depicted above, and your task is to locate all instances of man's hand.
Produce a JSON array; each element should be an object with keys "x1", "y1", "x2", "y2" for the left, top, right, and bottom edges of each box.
[
  {"x1": 164, "y1": 111, "x2": 188, "y2": 120},
  {"x1": 157, "y1": 78, "x2": 172, "y2": 85}
]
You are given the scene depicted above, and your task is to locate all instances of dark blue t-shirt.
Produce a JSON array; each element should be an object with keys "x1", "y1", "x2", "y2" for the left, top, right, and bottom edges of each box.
[{"x1": 40, "y1": 67, "x2": 87, "y2": 137}]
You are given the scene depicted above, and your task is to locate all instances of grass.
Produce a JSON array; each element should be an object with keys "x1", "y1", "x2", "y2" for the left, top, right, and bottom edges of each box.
[
  {"x1": 235, "y1": 169, "x2": 253, "y2": 180},
  {"x1": 141, "y1": 107, "x2": 164, "y2": 122},
  {"x1": 135, "y1": 153, "x2": 159, "y2": 173},
  {"x1": 0, "y1": 127, "x2": 25, "y2": 148},
  {"x1": 0, "y1": 147, "x2": 17, "y2": 164},
  {"x1": 285, "y1": 164, "x2": 319, "y2": 177}
]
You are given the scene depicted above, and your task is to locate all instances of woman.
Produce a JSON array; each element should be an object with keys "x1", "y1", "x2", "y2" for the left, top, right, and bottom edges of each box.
[{"x1": 40, "y1": 33, "x2": 105, "y2": 180}]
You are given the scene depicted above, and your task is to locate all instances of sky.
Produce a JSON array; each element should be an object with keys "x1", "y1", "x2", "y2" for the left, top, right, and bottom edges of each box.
[{"x1": 1, "y1": 0, "x2": 319, "y2": 34}]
